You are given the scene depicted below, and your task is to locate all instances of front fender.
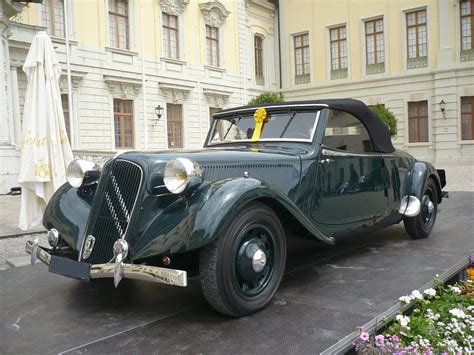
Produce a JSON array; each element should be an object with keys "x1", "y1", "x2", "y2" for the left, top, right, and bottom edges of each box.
[{"x1": 131, "y1": 178, "x2": 334, "y2": 260}]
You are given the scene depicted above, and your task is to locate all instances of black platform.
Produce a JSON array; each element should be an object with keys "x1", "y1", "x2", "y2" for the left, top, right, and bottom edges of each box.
[{"x1": 1, "y1": 192, "x2": 473, "y2": 354}]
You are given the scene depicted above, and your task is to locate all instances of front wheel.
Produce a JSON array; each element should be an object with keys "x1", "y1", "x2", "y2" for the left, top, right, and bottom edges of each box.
[
  {"x1": 404, "y1": 178, "x2": 438, "y2": 239},
  {"x1": 199, "y1": 202, "x2": 286, "y2": 317}
]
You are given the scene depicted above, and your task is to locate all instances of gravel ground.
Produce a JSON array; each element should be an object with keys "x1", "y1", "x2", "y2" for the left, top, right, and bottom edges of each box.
[
  {"x1": 0, "y1": 233, "x2": 48, "y2": 268},
  {"x1": 436, "y1": 163, "x2": 474, "y2": 191}
]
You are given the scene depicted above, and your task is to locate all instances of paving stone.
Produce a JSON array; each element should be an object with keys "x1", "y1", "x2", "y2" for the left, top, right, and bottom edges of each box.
[
  {"x1": 5, "y1": 256, "x2": 31, "y2": 268},
  {"x1": 0, "y1": 192, "x2": 472, "y2": 354}
]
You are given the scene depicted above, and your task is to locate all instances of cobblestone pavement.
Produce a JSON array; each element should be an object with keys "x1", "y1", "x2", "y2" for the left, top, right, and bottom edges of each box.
[{"x1": 437, "y1": 163, "x2": 474, "y2": 192}]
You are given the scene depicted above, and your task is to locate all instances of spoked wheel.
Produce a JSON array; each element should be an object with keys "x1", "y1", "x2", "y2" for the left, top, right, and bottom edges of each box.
[
  {"x1": 199, "y1": 202, "x2": 286, "y2": 317},
  {"x1": 404, "y1": 178, "x2": 438, "y2": 239}
]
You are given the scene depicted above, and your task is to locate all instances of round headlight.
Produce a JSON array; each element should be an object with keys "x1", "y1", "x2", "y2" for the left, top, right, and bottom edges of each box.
[
  {"x1": 67, "y1": 159, "x2": 100, "y2": 188},
  {"x1": 164, "y1": 158, "x2": 202, "y2": 194}
]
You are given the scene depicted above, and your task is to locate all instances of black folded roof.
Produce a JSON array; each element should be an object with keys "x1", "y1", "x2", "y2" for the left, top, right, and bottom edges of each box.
[{"x1": 214, "y1": 98, "x2": 395, "y2": 153}]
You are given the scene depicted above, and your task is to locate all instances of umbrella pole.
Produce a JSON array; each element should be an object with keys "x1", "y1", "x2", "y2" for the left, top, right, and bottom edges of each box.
[
  {"x1": 141, "y1": 8, "x2": 148, "y2": 150},
  {"x1": 64, "y1": 0, "x2": 74, "y2": 148}
]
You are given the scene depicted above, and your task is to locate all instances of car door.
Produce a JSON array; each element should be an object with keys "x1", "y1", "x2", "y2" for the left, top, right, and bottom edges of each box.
[{"x1": 312, "y1": 109, "x2": 389, "y2": 225}]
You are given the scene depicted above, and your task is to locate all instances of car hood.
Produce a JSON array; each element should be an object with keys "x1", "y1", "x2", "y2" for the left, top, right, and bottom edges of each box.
[{"x1": 117, "y1": 146, "x2": 303, "y2": 194}]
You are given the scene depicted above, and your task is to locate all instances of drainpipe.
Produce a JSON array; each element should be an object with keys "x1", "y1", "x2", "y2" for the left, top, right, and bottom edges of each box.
[
  {"x1": 276, "y1": 0, "x2": 282, "y2": 90},
  {"x1": 140, "y1": 8, "x2": 148, "y2": 149},
  {"x1": 64, "y1": 0, "x2": 75, "y2": 148}
]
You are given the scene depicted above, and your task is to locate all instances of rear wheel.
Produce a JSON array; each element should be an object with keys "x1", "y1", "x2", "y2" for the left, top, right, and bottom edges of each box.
[
  {"x1": 199, "y1": 202, "x2": 286, "y2": 317},
  {"x1": 404, "y1": 178, "x2": 438, "y2": 239}
]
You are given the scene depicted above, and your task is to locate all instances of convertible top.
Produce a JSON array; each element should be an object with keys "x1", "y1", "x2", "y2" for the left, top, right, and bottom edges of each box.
[{"x1": 214, "y1": 98, "x2": 395, "y2": 153}]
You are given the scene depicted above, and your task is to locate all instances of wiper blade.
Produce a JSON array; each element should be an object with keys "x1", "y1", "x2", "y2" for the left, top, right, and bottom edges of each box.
[{"x1": 222, "y1": 116, "x2": 242, "y2": 141}]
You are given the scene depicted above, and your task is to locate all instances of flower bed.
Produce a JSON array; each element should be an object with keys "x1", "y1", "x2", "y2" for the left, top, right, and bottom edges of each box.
[{"x1": 354, "y1": 278, "x2": 474, "y2": 354}]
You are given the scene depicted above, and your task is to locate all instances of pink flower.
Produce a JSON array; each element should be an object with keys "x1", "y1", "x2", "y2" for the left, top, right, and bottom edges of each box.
[
  {"x1": 359, "y1": 332, "x2": 370, "y2": 341},
  {"x1": 375, "y1": 335, "x2": 385, "y2": 346},
  {"x1": 391, "y1": 335, "x2": 399, "y2": 342}
]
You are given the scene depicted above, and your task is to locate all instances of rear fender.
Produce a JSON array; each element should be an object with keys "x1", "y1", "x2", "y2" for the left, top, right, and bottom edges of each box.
[{"x1": 400, "y1": 161, "x2": 442, "y2": 216}]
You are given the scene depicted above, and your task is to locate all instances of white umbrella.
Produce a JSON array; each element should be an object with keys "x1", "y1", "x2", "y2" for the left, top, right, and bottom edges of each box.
[{"x1": 18, "y1": 31, "x2": 74, "y2": 230}]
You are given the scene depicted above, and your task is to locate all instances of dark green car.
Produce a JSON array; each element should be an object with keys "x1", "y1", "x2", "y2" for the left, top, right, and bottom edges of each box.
[{"x1": 27, "y1": 99, "x2": 447, "y2": 317}]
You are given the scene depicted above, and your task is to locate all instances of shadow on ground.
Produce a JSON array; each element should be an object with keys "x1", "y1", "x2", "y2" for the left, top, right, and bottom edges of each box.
[{"x1": 0, "y1": 192, "x2": 472, "y2": 354}]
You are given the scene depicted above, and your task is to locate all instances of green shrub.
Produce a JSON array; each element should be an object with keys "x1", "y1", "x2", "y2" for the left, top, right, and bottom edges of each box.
[
  {"x1": 369, "y1": 104, "x2": 397, "y2": 137},
  {"x1": 248, "y1": 92, "x2": 284, "y2": 105}
]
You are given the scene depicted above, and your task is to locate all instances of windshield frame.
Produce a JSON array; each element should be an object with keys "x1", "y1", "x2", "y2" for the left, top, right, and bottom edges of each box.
[{"x1": 206, "y1": 106, "x2": 322, "y2": 147}]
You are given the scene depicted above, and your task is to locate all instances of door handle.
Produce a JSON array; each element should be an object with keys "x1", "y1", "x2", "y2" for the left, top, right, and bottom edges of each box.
[{"x1": 319, "y1": 158, "x2": 335, "y2": 164}]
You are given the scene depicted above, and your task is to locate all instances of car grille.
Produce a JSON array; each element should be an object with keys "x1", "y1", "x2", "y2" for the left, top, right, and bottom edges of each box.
[{"x1": 81, "y1": 159, "x2": 143, "y2": 264}]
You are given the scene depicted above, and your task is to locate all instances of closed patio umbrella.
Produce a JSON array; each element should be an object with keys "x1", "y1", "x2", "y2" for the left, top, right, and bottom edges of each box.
[{"x1": 18, "y1": 31, "x2": 73, "y2": 230}]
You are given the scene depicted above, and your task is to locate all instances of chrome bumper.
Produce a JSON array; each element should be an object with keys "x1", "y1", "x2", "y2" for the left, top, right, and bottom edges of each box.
[{"x1": 25, "y1": 240, "x2": 187, "y2": 287}]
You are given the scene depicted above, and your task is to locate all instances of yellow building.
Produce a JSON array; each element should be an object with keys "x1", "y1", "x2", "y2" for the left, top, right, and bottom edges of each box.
[
  {"x1": 279, "y1": 0, "x2": 474, "y2": 164},
  {"x1": 0, "y1": 0, "x2": 473, "y2": 193},
  {"x1": 0, "y1": 0, "x2": 279, "y2": 193}
]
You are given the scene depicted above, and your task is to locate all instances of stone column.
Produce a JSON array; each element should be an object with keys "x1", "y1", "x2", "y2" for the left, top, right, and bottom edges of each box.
[
  {"x1": 437, "y1": 0, "x2": 454, "y2": 67},
  {"x1": 10, "y1": 62, "x2": 22, "y2": 146}
]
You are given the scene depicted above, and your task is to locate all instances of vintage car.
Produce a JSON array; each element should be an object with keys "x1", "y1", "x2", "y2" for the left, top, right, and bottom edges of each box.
[{"x1": 26, "y1": 99, "x2": 447, "y2": 317}]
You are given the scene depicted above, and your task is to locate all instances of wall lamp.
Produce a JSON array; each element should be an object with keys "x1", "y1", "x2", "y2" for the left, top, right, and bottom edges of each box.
[
  {"x1": 439, "y1": 100, "x2": 446, "y2": 119},
  {"x1": 154, "y1": 105, "x2": 163, "y2": 123}
]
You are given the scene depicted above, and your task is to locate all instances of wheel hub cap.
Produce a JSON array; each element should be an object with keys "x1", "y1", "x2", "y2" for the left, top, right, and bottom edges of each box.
[
  {"x1": 252, "y1": 249, "x2": 267, "y2": 273},
  {"x1": 427, "y1": 200, "x2": 434, "y2": 214}
]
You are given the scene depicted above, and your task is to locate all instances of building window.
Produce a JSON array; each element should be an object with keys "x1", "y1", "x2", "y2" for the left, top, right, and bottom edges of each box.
[
  {"x1": 406, "y1": 9, "x2": 428, "y2": 68},
  {"x1": 167, "y1": 103, "x2": 183, "y2": 148},
  {"x1": 108, "y1": 0, "x2": 129, "y2": 50},
  {"x1": 460, "y1": 0, "x2": 474, "y2": 61},
  {"x1": 408, "y1": 101, "x2": 429, "y2": 143},
  {"x1": 41, "y1": 0, "x2": 65, "y2": 38},
  {"x1": 461, "y1": 96, "x2": 474, "y2": 140},
  {"x1": 113, "y1": 99, "x2": 134, "y2": 148},
  {"x1": 206, "y1": 25, "x2": 219, "y2": 67},
  {"x1": 254, "y1": 35, "x2": 264, "y2": 85},
  {"x1": 294, "y1": 33, "x2": 310, "y2": 84},
  {"x1": 330, "y1": 26, "x2": 348, "y2": 79},
  {"x1": 162, "y1": 12, "x2": 179, "y2": 59},
  {"x1": 61, "y1": 94, "x2": 71, "y2": 140},
  {"x1": 365, "y1": 18, "x2": 385, "y2": 74}
]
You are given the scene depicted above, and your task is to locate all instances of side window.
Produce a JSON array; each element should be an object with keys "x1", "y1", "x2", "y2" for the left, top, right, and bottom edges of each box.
[{"x1": 323, "y1": 110, "x2": 374, "y2": 153}]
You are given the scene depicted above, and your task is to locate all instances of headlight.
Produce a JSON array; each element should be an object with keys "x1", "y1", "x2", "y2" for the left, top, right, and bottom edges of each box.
[
  {"x1": 164, "y1": 158, "x2": 202, "y2": 194},
  {"x1": 67, "y1": 159, "x2": 101, "y2": 188}
]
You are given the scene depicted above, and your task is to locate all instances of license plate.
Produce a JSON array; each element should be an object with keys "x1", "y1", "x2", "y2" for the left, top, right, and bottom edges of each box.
[{"x1": 49, "y1": 255, "x2": 91, "y2": 282}]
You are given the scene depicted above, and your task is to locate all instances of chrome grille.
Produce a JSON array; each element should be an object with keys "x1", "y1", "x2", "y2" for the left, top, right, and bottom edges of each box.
[{"x1": 81, "y1": 160, "x2": 143, "y2": 264}]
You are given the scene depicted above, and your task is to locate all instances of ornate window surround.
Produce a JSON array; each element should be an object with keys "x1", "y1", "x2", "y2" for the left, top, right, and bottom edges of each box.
[
  {"x1": 199, "y1": 1, "x2": 230, "y2": 68},
  {"x1": 203, "y1": 88, "x2": 231, "y2": 109}
]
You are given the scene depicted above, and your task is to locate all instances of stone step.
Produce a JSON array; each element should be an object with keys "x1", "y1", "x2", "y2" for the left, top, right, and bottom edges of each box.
[{"x1": 5, "y1": 256, "x2": 31, "y2": 268}]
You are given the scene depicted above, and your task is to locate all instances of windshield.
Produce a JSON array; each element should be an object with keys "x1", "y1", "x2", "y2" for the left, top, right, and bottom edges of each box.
[{"x1": 207, "y1": 109, "x2": 320, "y2": 145}]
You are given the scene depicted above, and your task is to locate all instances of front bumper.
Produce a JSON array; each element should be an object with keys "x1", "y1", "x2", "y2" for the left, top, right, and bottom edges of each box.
[{"x1": 25, "y1": 240, "x2": 187, "y2": 287}]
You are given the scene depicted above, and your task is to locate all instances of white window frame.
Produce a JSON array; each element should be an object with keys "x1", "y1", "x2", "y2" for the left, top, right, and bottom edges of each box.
[
  {"x1": 37, "y1": 0, "x2": 74, "y2": 40},
  {"x1": 159, "y1": 11, "x2": 185, "y2": 61},
  {"x1": 404, "y1": 97, "x2": 433, "y2": 147},
  {"x1": 401, "y1": 5, "x2": 431, "y2": 72},
  {"x1": 290, "y1": 31, "x2": 311, "y2": 85},
  {"x1": 253, "y1": 32, "x2": 265, "y2": 85},
  {"x1": 360, "y1": 14, "x2": 387, "y2": 77},
  {"x1": 326, "y1": 22, "x2": 350, "y2": 81},
  {"x1": 105, "y1": 0, "x2": 136, "y2": 51}
]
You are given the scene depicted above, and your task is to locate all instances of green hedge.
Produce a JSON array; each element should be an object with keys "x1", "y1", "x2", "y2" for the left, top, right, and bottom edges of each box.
[
  {"x1": 369, "y1": 104, "x2": 398, "y2": 137},
  {"x1": 248, "y1": 92, "x2": 284, "y2": 105}
]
